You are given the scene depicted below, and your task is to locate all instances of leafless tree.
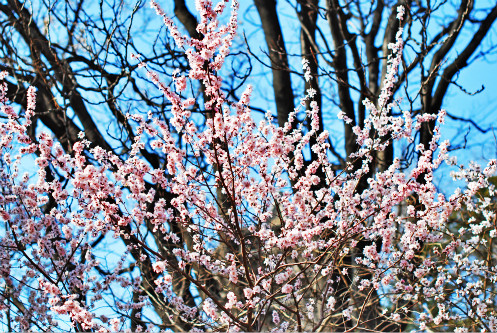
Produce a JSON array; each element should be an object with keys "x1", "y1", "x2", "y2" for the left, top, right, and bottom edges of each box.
[{"x1": 0, "y1": 0, "x2": 496, "y2": 331}]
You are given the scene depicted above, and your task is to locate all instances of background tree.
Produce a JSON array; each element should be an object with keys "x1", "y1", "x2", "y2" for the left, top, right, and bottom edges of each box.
[{"x1": 0, "y1": 0, "x2": 496, "y2": 331}]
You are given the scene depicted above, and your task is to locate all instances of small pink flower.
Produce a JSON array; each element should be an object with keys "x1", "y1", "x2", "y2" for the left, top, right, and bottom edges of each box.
[{"x1": 281, "y1": 284, "x2": 293, "y2": 294}]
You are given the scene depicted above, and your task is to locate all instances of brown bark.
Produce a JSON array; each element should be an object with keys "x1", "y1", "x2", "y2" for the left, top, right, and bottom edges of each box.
[{"x1": 254, "y1": 0, "x2": 296, "y2": 128}]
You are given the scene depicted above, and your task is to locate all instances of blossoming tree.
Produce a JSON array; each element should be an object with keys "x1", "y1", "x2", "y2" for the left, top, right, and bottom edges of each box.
[{"x1": 0, "y1": 0, "x2": 497, "y2": 332}]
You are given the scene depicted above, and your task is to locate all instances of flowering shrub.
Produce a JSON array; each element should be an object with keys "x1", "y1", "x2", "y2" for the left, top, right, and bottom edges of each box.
[{"x1": 0, "y1": 0, "x2": 496, "y2": 331}]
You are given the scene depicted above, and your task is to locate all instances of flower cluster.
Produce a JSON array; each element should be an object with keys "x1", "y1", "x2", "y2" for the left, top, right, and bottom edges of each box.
[{"x1": 0, "y1": 1, "x2": 496, "y2": 332}]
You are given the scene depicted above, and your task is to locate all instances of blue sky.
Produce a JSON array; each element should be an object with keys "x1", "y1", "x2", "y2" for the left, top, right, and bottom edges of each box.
[{"x1": 3, "y1": 0, "x2": 497, "y2": 330}]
